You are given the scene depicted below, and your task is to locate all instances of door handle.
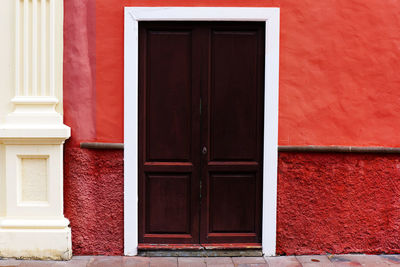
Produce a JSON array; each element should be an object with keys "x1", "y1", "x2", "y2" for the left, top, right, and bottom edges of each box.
[{"x1": 202, "y1": 146, "x2": 207, "y2": 155}]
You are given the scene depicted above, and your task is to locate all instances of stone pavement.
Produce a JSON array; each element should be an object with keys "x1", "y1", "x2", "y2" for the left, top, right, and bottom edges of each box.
[{"x1": 2, "y1": 255, "x2": 400, "y2": 266}]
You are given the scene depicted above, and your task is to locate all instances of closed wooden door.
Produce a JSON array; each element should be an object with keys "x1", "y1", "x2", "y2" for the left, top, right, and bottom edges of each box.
[{"x1": 138, "y1": 22, "x2": 265, "y2": 245}]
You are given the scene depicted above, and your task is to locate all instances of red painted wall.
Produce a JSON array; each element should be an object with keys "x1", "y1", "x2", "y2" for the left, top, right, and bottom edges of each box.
[
  {"x1": 93, "y1": 0, "x2": 400, "y2": 147},
  {"x1": 64, "y1": 0, "x2": 96, "y2": 147},
  {"x1": 63, "y1": 0, "x2": 400, "y2": 256}
]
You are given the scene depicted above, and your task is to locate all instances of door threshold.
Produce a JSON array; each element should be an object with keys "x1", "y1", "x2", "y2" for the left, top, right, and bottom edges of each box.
[{"x1": 138, "y1": 243, "x2": 262, "y2": 257}]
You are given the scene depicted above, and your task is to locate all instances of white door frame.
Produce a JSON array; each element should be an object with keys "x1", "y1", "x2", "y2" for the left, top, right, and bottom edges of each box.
[{"x1": 124, "y1": 7, "x2": 280, "y2": 256}]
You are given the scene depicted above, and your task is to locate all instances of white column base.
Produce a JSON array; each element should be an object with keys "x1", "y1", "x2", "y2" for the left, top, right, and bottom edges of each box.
[
  {"x1": 0, "y1": 123, "x2": 71, "y2": 260},
  {"x1": 0, "y1": 217, "x2": 72, "y2": 260},
  {"x1": 0, "y1": 220, "x2": 71, "y2": 260}
]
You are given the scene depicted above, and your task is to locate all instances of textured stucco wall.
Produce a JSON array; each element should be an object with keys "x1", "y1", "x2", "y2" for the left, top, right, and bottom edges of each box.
[
  {"x1": 277, "y1": 152, "x2": 400, "y2": 255},
  {"x1": 64, "y1": 150, "x2": 400, "y2": 255},
  {"x1": 64, "y1": 147, "x2": 124, "y2": 255}
]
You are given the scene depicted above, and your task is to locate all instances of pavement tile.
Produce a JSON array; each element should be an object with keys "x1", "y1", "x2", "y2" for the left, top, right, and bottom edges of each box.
[
  {"x1": 71, "y1": 256, "x2": 93, "y2": 261},
  {"x1": 301, "y1": 263, "x2": 332, "y2": 267},
  {"x1": 329, "y1": 255, "x2": 392, "y2": 266},
  {"x1": 0, "y1": 259, "x2": 22, "y2": 266},
  {"x1": 204, "y1": 257, "x2": 233, "y2": 265},
  {"x1": 205, "y1": 264, "x2": 234, "y2": 267},
  {"x1": 149, "y1": 257, "x2": 177, "y2": 267},
  {"x1": 296, "y1": 255, "x2": 333, "y2": 266},
  {"x1": 52, "y1": 259, "x2": 90, "y2": 267},
  {"x1": 87, "y1": 256, "x2": 123, "y2": 267},
  {"x1": 232, "y1": 257, "x2": 266, "y2": 265},
  {"x1": 236, "y1": 264, "x2": 268, "y2": 267},
  {"x1": 331, "y1": 261, "x2": 362, "y2": 266},
  {"x1": 124, "y1": 256, "x2": 149, "y2": 267},
  {"x1": 124, "y1": 256, "x2": 150, "y2": 267},
  {"x1": 328, "y1": 255, "x2": 362, "y2": 266},
  {"x1": 359, "y1": 264, "x2": 390, "y2": 267},
  {"x1": 178, "y1": 257, "x2": 206, "y2": 267},
  {"x1": 18, "y1": 260, "x2": 55, "y2": 267},
  {"x1": 379, "y1": 255, "x2": 400, "y2": 265},
  {"x1": 265, "y1": 256, "x2": 301, "y2": 267}
]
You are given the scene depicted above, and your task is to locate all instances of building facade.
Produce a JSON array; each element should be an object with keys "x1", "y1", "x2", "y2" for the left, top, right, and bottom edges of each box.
[{"x1": 0, "y1": 0, "x2": 400, "y2": 259}]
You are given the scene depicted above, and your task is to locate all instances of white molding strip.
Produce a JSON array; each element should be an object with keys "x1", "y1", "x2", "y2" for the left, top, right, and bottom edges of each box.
[{"x1": 124, "y1": 7, "x2": 280, "y2": 256}]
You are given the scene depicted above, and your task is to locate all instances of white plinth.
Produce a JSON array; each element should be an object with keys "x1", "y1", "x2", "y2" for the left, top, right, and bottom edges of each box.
[
  {"x1": 0, "y1": 219, "x2": 71, "y2": 260},
  {"x1": 0, "y1": 117, "x2": 71, "y2": 260}
]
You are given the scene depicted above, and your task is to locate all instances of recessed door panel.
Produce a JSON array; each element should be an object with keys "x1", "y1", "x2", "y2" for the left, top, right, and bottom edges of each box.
[
  {"x1": 209, "y1": 173, "x2": 256, "y2": 233},
  {"x1": 146, "y1": 174, "x2": 191, "y2": 234},
  {"x1": 210, "y1": 30, "x2": 260, "y2": 161},
  {"x1": 146, "y1": 30, "x2": 192, "y2": 162}
]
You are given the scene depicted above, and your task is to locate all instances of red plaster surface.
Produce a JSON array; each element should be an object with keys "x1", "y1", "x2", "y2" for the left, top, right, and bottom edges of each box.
[
  {"x1": 277, "y1": 152, "x2": 400, "y2": 255},
  {"x1": 64, "y1": 146, "x2": 124, "y2": 255},
  {"x1": 64, "y1": 0, "x2": 96, "y2": 146},
  {"x1": 63, "y1": 149, "x2": 400, "y2": 255},
  {"x1": 95, "y1": 0, "x2": 276, "y2": 143},
  {"x1": 95, "y1": 0, "x2": 400, "y2": 147}
]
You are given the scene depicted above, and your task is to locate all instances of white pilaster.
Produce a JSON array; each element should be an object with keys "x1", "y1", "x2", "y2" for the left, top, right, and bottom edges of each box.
[{"x1": 0, "y1": 0, "x2": 71, "y2": 260}]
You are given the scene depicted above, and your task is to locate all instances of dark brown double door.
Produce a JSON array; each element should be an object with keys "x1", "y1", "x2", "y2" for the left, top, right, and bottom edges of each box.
[{"x1": 138, "y1": 22, "x2": 265, "y2": 246}]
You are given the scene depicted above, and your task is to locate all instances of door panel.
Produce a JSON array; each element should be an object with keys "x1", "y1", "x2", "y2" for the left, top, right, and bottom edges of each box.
[
  {"x1": 210, "y1": 30, "x2": 260, "y2": 161},
  {"x1": 209, "y1": 173, "x2": 257, "y2": 233},
  {"x1": 139, "y1": 23, "x2": 201, "y2": 244},
  {"x1": 146, "y1": 174, "x2": 191, "y2": 234},
  {"x1": 139, "y1": 22, "x2": 264, "y2": 246},
  {"x1": 146, "y1": 30, "x2": 192, "y2": 162},
  {"x1": 200, "y1": 23, "x2": 265, "y2": 244}
]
